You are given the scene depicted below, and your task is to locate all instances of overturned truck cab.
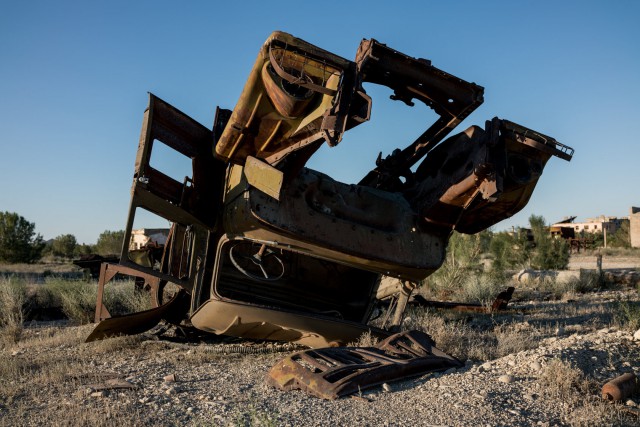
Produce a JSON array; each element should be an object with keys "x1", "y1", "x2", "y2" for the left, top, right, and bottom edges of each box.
[{"x1": 87, "y1": 32, "x2": 573, "y2": 347}]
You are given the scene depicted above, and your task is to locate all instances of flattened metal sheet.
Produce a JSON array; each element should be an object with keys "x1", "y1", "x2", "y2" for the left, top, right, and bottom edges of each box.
[{"x1": 267, "y1": 330, "x2": 462, "y2": 399}]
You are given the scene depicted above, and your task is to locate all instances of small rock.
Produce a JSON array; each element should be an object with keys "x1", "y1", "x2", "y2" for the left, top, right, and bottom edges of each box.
[
  {"x1": 187, "y1": 407, "x2": 194, "y2": 413},
  {"x1": 508, "y1": 360, "x2": 516, "y2": 367},
  {"x1": 633, "y1": 329, "x2": 640, "y2": 341},
  {"x1": 90, "y1": 391, "x2": 105, "y2": 398},
  {"x1": 163, "y1": 374, "x2": 177, "y2": 383},
  {"x1": 555, "y1": 326, "x2": 565, "y2": 336},
  {"x1": 530, "y1": 361, "x2": 542, "y2": 371},
  {"x1": 382, "y1": 383, "x2": 392, "y2": 392},
  {"x1": 165, "y1": 387, "x2": 176, "y2": 395},
  {"x1": 498, "y1": 375, "x2": 515, "y2": 384},
  {"x1": 480, "y1": 362, "x2": 493, "y2": 372},
  {"x1": 625, "y1": 399, "x2": 637, "y2": 407}
]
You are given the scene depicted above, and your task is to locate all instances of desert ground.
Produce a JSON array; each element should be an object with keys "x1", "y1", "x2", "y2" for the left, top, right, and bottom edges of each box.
[{"x1": 1, "y1": 251, "x2": 639, "y2": 426}]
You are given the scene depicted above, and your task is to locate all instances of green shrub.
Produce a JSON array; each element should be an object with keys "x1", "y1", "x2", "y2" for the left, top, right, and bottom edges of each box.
[
  {"x1": 36, "y1": 278, "x2": 152, "y2": 324},
  {"x1": 39, "y1": 279, "x2": 97, "y2": 324},
  {"x1": 613, "y1": 299, "x2": 640, "y2": 332}
]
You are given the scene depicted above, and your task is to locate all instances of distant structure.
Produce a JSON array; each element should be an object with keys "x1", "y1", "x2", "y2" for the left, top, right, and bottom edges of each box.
[
  {"x1": 129, "y1": 228, "x2": 169, "y2": 250},
  {"x1": 631, "y1": 207, "x2": 640, "y2": 248},
  {"x1": 552, "y1": 215, "x2": 626, "y2": 235},
  {"x1": 550, "y1": 216, "x2": 577, "y2": 239}
]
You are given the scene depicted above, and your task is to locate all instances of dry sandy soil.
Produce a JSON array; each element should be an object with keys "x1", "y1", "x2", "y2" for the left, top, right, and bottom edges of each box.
[{"x1": 1, "y1": 254, "x2": 639, "y2": 426}]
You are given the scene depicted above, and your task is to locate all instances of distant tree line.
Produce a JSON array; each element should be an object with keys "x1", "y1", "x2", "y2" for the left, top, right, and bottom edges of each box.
[{"x1": 0, "y1": 211, "x2": 124, "y2": 263}]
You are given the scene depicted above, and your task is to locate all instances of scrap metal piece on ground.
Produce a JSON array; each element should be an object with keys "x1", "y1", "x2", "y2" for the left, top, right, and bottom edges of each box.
[
  {"x1": 85, "y1": 378, "x2": 139, "y2": 392},
  {"x1": 86, "y1": 288, "x2": 190, "y2": 342},
  {"x1": 266, "y1": 330, "x2": 462, "y2": 399},
  {"x1": 412, "y1": 287, "x2": 515, "y2": 313},
  {"x1": 70, "y1": 372, "x2": 139, "y2": 392},
  {"x1": 602, "y1": 372, "x2": 637, "y2": 402}
]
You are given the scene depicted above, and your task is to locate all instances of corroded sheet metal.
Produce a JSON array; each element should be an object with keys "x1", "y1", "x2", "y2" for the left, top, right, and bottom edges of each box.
[
  {"x1": 215, "y1": 31, "x2": 355, "y2": 165},
  {"x1": 190, "y1": 298, "x2": 387, "y2": 348},
  {"x1": 267, "y1": 330, "x2": 462, "y2": 399},
  {"x1": 225, "y1": 167, "x2": 447, "y2": 281},
  {"x1": 86, "y1": 290, "x2": 189, "y2": 342},
  {"x1": 407, "y1": 118, "x2": 573, "y2": 234}
]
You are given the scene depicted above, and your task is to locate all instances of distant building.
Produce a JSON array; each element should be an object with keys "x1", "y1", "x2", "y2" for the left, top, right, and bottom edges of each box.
[
  {"x1": 129, "y1": 228, "x2": 169, "y2": 250},
  {"x1": 631, "y1": 207, "x2": 640, "y2": 248},
  {"x1": 550, "y1": 216, "x2": 577, "y2": 239},
  {"x1": 553, "y1": 215, "x2": 626, "y2": 235}
]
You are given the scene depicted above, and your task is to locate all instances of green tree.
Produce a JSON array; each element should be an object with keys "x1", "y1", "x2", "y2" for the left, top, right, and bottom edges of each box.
[
  {"x1": 529, "y1": 215, "x2": 569, "y2": 270},
  {"x1": 489, "y1": 229, "x2": 531, "y2": 271},
  {"x1": 608, "y1": 222, "x2": 631, "y2": 248},
  {"x1": 427, "y1": 231, "x2": 488, "y2": 295},
  {"x1": 94, "y1": 230, "x2": 124, "y2": 255},
  {"x1": 51, "y1": 234, "x2": 77, "y2": 258},
  {"x1": 0, "y1": 212, "x2": 45, "y2": 263},
  {"x1": 74, "y1": 243, "x2": 95, "y2": 256}
]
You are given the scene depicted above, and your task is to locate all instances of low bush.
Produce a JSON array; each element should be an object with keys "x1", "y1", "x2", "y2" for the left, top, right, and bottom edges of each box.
[
  {"x1": 613, "y1": 299, "x2": 640, "y2": 332},
  {"x1": 538, "y1": 358, "x2": 588, "y2": 398}
]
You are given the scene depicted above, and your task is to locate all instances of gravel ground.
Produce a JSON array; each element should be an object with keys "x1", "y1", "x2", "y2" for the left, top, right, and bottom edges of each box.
[{"x1": 4, "y1": 320, "x2": 639, "y2": 426}]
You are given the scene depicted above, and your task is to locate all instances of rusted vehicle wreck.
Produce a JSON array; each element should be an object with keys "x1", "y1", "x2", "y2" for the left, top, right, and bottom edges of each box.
[{"x1": 88, "y1": 32, "x2": 573, "y2": 354}]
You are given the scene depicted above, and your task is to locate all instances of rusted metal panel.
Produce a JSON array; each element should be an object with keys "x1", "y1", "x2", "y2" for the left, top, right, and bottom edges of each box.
[
  {"x1": 267, "y1": 330, "x2": 462, "y2": 399},
  {"x1": 215, "y1": 32, "x2": 357, "y2": 165},
  {"x1": 87, "y1": 262, "x2": 191, "y2": 342},
  {"x1": 190, "y1": 298, "x2": 387, "y2": 348},
  {"x1": 224, "y1": 167, "x2": 447, "y2": 281},
  {"x1": 408, "y1": 118, "x2": 572, "y2": 234},
  {"x1": 244, "y1": 156, "x2": 284, "y2": 200}
]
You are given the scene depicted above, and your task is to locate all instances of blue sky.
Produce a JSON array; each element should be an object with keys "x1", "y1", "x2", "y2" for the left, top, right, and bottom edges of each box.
[{"x1": 1, "y1": 1, "x2": 638, "y2": 244}]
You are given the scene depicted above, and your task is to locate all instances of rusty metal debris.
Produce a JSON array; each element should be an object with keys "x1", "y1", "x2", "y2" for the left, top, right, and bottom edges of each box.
[
  {"x1": 412, "y1": 287, "x2": 515, "y2": 313},
  {"x1": 266, "y1": 330, "x2": 462, "y2": 399},
  {"x1": 88, "y1": 31, "x2": 573, "y2": 347},
  {"x1": 602, "y1": 372, "x2": 637, "y2": 402},
  {"x1": 70, "y1": 372, "x2": 139, "y2": 393}
]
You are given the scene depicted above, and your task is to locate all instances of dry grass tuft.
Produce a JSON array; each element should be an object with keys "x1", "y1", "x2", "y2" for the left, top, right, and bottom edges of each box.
[
  {"x1": 0, "y1": 277, "x2": 27, "y2": 345},
  {"x1": 31, "y1": 278, "x2": 152, "y2": 324},
  {"x1": 350, "y1": 330, "x2": 380, "y2": 347},
  {"x1": 538, "y1": 358, "x2": 587, "y2": 398}
]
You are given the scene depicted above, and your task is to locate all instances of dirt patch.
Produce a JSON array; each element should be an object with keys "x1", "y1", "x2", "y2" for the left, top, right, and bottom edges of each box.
[{"x1": 1, "y1": 289, "x2": 639, "y2": 426}]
